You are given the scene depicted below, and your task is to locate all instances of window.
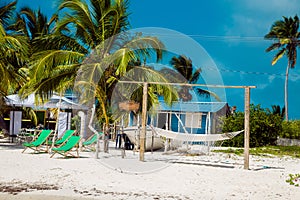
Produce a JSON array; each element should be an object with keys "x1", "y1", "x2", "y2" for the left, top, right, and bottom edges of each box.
[{"x1": 185, "y1": 113, "x2": 202, "y2": 128}]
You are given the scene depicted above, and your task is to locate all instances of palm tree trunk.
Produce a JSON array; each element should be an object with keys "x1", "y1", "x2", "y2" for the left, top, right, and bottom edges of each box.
[
  {"x1": 284, "y1": 62, "x2": 289, "y2": 121},
  {"x1": 85, "y1": 100, "x2": 95, "y2": 139},
  {"x1": 100, "y1": 100, "x2": 109, "y2": 126},
  {"x1": 51, "y1": 93, "x2": 63, "y2": 148}
]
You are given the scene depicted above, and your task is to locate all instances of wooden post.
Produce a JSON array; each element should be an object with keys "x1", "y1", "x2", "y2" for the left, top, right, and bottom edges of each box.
[
  {"x1": 140, "y1": 83, "x2": 148, "y2": 161},
  {"x1": 121, "y1": 115, "x2": 125, "y2": 158},
  {"x1": 118, "y1": 81, "x2": 256, "y2": 165},
  {"x1": 95, "y1": 127, "x2": 100, "y2": 159},
  {"x1": 244, "y1": 87, "x2": 250, "y2": 170}
]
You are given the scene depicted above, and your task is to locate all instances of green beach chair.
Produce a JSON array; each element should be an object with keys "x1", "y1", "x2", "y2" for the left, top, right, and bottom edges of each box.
[
  {"x1": 48, "y1": 130, "x2": 76, "y2": 146},
  {"x1": 22, "y1": 130, "x2": 53, "y2": 153},
  {"x1": 50, "y1": 136, "x2": 81, "y2": 158},
  {"x1": 82, "y1": 132, "x2": 103, "y2": 151}
]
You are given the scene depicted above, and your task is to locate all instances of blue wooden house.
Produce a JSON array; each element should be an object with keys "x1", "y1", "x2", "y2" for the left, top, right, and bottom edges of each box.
[{"x1": 151, "y1": 101, "x2": 229, "y2": 135}]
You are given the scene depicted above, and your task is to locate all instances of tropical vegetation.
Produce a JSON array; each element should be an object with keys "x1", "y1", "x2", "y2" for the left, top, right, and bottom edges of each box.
[
  {"x1": 1, "y1": 0, "x2": 300, "y2": 147},
  {"x1": 0, "y1": 1, "x2": 29, "y2": 98},
  {"x1": 213, "y1": 145, "x2": 300, "y2": 158},
  {"x1": 222, "y1": 104, "x2": 300, "y2": 147},
  {"x1": 280, "y1": 120, "x2": 300, "y2": 139},
  {"x1": 0, "y1": 0, "x2": 178, "y2": 135},
  {"x1": 222, "y1": 104, "x2": 283, "y2": 147},
  {"x1": 265, "y1": 15, "x2": 300, "y2": 121},
  {"x1": 0, "y1": 1, "x2": 30, "y2": 131},
  {"x1": 160, "y1": 55, "x2": 220, "y2": 102}
]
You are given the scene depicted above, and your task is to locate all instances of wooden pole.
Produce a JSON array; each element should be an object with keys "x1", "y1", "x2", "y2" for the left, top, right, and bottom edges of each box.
[
  {"x1": 140, "y1": 83, "x2": 148, "y2": 161},
  {"x1": 244, "y1": 87, "x2": 250, "y2": 170},
  {"x1": 121, "y1": 115, "x2": 125, "y2": 158}
]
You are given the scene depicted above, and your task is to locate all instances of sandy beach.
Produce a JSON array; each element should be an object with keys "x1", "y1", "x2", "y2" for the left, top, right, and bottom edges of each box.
[{"x1": 0, "y1": 141, "x2": 299, "y2": 200}]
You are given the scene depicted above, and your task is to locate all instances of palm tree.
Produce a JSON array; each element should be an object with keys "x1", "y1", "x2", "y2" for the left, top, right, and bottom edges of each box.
[
  {"x1": 271, "y1": 105, "x2": 285, "y2": 120},
  {"x1": 10, "y1": 7, "x2": 57, "y2": 36},
  {"x1": 0, "y1": 1, "x2": 29, "y2": 96},
  {"x1": 161, "y1": 55, "x2": 220, "y2": 101},
  {"x1": 0, "y1": 1, "x2": 29, "y2": 131},
  {"x1": 10, "y1": 7, "x2": 50, "y2": 38},
  {"x1": 20, "y1": 0, "x2": 176, "y2": 130},
  {"x1": 265, "y1": 15, "x2": 300, "y2": 121},
  {"x1": 0, "y1": 1, "x2": 16, "y2": 28}
]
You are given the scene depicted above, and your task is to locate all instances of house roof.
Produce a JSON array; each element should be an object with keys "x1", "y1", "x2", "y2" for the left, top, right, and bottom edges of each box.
[
  {"x1": 5, "y1": 94, "x2": 87, "y2": 110},
  {"x1": 157, "y1": 101, "x2": 228, "y2": 113}
]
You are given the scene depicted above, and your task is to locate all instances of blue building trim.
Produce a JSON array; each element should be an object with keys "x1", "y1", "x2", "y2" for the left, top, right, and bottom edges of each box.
[{"x1": 155, "y1": 101, "x2": 227, "y2": 135}]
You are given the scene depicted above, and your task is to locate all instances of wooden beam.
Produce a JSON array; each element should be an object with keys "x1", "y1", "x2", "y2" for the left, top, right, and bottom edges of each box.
[
  {"x1": 140, "y1": 83, "x2": 148, "y2": 161},
  {"x1": 119, "y1": 81, "x2": 256, "y2": 89},
  {"x1": 244, "y1": 87, "x2": 250, "y2": 170}
]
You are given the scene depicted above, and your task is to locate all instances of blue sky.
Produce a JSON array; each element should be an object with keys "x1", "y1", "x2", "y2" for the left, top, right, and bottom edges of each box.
[{"x1": 17, "y1": 0, "x2": 300, "y2": 118}]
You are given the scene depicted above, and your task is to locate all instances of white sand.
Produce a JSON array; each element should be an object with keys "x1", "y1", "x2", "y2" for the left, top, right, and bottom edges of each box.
[{"x1": 0, "y1": 142, "x2": 299, "y2": 200}]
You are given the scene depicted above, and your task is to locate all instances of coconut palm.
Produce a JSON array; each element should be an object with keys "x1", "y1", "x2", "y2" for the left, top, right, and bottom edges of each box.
[
  {"x1": 0, "y1": 1, "x2": 16, "y2": 28},
  {"x1": 10, "y1": 7, "x2": 52, "y2": 38},
  {"x1": 0, "y1": 1, "x2": 29, "y2": 131},
  {"x1": 271, "y1": 105, "x2": 285, "y2": 120},
  {"x1": 20, "y1": 0, "x2": 177, "y2": 129},
  {"x1": 265, "y1": 15, "x2": 300, "y2": 121},
  {"x1": 0, "y1": 11, "x2": 29, "y2": 96},
  {"x1": 20, "y1": 0, "x2": 130, "y2": 99},
  {"x1": 161, "y1": 55, "x2": 220, "y2": 101},
  {"x1": 6, "y1": 7, "x2": 60, "y2": 99},
  {"x1": 8, "y1": 7, "x2": 58, "y2": 51}
]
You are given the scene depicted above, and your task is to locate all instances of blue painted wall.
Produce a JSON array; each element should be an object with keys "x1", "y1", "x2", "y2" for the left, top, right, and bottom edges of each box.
[{"x1": 170, "y1": 113, "x2": 207, "y2": 134}]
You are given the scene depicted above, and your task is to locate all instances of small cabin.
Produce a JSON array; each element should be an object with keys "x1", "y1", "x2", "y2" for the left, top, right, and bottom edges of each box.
[{"x1": 152, "y1": 101, "x2": 229, "y2": 135}]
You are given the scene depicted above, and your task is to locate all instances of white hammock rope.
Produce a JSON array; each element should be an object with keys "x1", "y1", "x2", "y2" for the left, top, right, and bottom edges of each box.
[{"x1": 151, "y1": 127, "x2": 244, "y2": 142}]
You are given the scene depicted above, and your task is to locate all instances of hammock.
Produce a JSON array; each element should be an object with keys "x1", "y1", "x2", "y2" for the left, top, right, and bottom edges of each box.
[{"x1": 151, "y1": 127, "x2": 244, "y2": 142}]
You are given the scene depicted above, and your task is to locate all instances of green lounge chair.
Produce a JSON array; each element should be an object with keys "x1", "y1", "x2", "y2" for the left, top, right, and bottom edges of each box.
[
  {"x1": 22, "y1": 130, "x2": 53, "y2": 153},
  {"x1": 48, "y1": 130, "x2": 76, "y2": 146},
  {"x1": 50, "y1": 136, "x2": 81, "y2": 158},
  {"x1": 82, "y1": 132, "x2": 103, "y2": 151}
]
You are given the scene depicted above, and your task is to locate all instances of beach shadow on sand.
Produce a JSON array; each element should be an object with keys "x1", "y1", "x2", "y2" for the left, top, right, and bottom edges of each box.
[
  {"x1": 251, "y1": 165, "x2": 285, "y2": 171},
  {"x1": 170, "y1": 160, "x2": 235, "y2": 169},
  {"x1": 0, "y1": 140, "x2": 24, "y2": 150}
]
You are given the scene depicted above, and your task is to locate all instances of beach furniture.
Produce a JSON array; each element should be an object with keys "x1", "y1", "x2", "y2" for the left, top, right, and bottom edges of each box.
[
  {"x1": 22, "y1": 130, "x2": 53, "y2": 153},
  {"x1": 50, "y1": 136, "x2": 81, "y2": 158},
  {"x1": 48, "y1": 130, "x2": 76, "y2": 146},
  {"x1": 82, "y1": 132, "x2": 103, "y2": 151}
]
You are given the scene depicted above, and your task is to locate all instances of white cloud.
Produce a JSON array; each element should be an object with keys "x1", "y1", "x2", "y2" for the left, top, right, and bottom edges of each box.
[
  {"x1": 289, "y1": 71, "x2": 300, "y2": 82},
  {"x1": 224, "y1": 0, "x2": 300, "y2": 36},
  {"x1": 268, "y1": 75, "x2": 276, "y2": 83},
  {"x1": 243, "y1": 0, "x2": 299, "y2": 14}
]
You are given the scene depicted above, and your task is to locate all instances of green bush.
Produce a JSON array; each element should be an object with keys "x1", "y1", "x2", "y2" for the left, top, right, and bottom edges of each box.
[
  {"x1": 280, "y1": 120, "x2": 300, "y2": 139},
  {"x1": 221, "y1": 104, "x2": 282, "y2": 147}
]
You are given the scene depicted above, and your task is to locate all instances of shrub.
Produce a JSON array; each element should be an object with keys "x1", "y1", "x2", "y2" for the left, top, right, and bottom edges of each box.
[
  {"x1": 286, "y1": 174, "x2": 300, "y2": 187},
  {"x1": 221, "y1": 104, "x2": 282, "y2": 147},
  {"x1": 280, "y1": 120, "x2": 300, "y2": 139}
]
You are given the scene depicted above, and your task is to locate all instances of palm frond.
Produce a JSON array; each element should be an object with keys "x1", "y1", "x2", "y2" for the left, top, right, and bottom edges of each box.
[
  {"x1": 20, "y1": 63, "x2": 80, "y2": 99},
  {"x1": 0, "y1": 1, "x2": 16, "y2": 28},
  {"x1": 265, "y1": 42, "x2": 281, "y2": 52},
  {"x1": 272, "y1": 48, "x2": 286, "y2": 65},
  {"x1": 124, "y1": 36, "x2": 165, "y2": 61},
  {"x1": 0, "y1": 23, "x2": 29, "y2": 93},
  {"x1": 32, "y1": 33, "x2": 88, "y2": 53},
  {"x1": 30, "y1": 50, "x2": 84, "y2": 79},
  {"x1": 195, "y1": 88, "x2": 221, "y2": 102},
  {"x1": 116, "y1": 66, "x2": 178, "y2": 106},
  {"x1": 265, "y1": 15, "x2": 299, "y2": 67},
  {"x1": 190, "y1": 68, "x2": 202, "y2": 83}
]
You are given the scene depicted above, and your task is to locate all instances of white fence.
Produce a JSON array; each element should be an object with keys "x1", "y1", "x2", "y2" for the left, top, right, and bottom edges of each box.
[{"x1": 276, "y1": 138, "x2": 300, "y2": 146}]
